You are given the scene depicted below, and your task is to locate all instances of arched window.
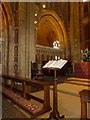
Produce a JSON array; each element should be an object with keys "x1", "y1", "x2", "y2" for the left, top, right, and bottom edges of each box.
[{"x1": 53, "y1": 40, "x2": 60, "y2": 49}]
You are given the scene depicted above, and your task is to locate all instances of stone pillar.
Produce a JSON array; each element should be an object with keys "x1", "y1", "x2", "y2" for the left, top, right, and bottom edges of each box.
[
  {"x1": 70, "y1": 3, "x2": 75, "y2": 72},
  {"x1": 2, "y1": 29, "x2": 8, "y2": 74},
  {"x1": 14, "y1": 28, "x2": 18, "y2": 76},
  {"x1": 73, "y1": 3, "x2": 80, "y2": 62},
  {"x1": 13, "y1": 3, "x2": 19, "y2": 76},
  {"x1": 2, "y1": 31, "x2": 6, "y2": 74},
  {"x1": 26, "y1": 3, "x2": 36, "y2": 78},
  {"x1": 8, "y1": 25, "x2": 14, "y2": 75},
  {"x1": 18, "y1": 3, "x2": 27, "y2": 77},
  {"x1": 70, "y1": 3, "x2": 81, "y2": 72},
  {"x1": 18, "y1": 3, "x2": 36, "y2": 78},
  {"x1": 65, "y1": 3, "x2": 71, "y2": 60},
  {"x1": 81, "y1": 3, "x2": 85, "y2": 49},
  {"x1": 0, "y1": 41, "x2": 2, "y2": 75}
]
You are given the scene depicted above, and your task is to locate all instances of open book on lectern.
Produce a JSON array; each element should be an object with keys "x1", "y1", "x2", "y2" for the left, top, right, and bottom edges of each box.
[{"x1": 42, "y1": 59, "x2": 68, "y2": 69}]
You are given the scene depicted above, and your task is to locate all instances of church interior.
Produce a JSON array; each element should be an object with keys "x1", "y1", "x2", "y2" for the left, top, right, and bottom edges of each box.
[{"x1": 0, "y1": 1, "x2": 90, "y2": 119}]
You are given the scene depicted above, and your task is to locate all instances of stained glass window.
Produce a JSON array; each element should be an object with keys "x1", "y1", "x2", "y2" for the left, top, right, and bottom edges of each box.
[{"x1": 53, "y1": 40, "x2": 60, "y2": 49}]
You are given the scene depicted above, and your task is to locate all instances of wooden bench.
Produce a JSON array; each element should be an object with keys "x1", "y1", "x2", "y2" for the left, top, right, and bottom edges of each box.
[{"x1": 2, "y1": 75, "x2": 51, "y2": 118}]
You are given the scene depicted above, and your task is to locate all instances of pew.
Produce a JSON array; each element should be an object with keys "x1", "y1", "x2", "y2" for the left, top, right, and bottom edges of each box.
[{"x1": 2, "y1": 75, "x2": 51, "y2": 118}]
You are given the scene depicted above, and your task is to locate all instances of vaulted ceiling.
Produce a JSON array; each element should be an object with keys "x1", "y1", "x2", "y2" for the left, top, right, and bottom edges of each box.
[{"x1": 37, "y1": 19, "x2": 58, "y2": 47}]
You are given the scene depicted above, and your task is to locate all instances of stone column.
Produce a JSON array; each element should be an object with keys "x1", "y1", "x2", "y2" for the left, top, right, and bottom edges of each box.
[
  {"x1": 89, "y1": 2, "x2": 90, "y2": 50},
  {"x1": 2, "y1": 29, "x2": 8, "y2": 74},
  {"x1": 70, "y1": 3, "x2": 80, "y2": 72},
  {"x1": 8, "y1": 25, "x2": 14, "y2": 75},
  {"x1": 26, "y1": 3, "x2": 36, "y2": 78},
  {"x1": 13, "y1": 3, "x2": 19, "y2": 76},
  {"x1": 14, "y1": 27, "x2": 18, "y2": 76},
  {"x1": 18, "y1": 3, "x2": 27, "y2": 77},
  {"x1": 73, "y1": 3, "x2": 80, "y2": 62},
  {"x1": 70, "y1": 2, "x2": 75, "y2": 72},
  {"x1": 18, "y1": 3, "x2": 36, "y2": 78},
  {"x1": 81, "y1": 3, "x2": 85, "y2": 49}
]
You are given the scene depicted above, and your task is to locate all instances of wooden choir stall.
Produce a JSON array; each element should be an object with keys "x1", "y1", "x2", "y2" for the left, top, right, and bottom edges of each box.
[{"x1": 2, "y1": 74, "x2": 51, "y2": 119}]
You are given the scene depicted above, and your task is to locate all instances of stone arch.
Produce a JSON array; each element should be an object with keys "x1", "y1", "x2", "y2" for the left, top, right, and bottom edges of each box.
[
  {"x1": 37, "y1": 10, "x2": 68, "y2": 59},
  {"x1": 2, "y1": 2, "x2": 13, "y2": 26},
  {"x1": 1, "y1": 2, "x2": 14, "y2": 75}
]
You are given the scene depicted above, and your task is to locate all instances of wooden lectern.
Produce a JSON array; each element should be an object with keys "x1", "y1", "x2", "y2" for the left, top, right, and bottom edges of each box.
[{"x1": 42, "y1": 59, "x2": 67, "y2": 120}]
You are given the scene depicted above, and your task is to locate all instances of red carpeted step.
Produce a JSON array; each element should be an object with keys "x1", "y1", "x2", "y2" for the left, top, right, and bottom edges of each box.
[{"x1": 2, "y1": 87, "x2": 43, "y2": 114}]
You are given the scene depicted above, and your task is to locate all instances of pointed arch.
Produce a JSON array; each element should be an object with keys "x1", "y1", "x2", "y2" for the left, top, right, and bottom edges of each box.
[
  {"x1": 2, "y1": 2, "x2": 13, "y2": 26},
  {"x1": 37, "y1": 10, "x2": 68, "y2": 58},
  {"x1": 1, "y1": 2, "x2": 14, "y2": 74}
]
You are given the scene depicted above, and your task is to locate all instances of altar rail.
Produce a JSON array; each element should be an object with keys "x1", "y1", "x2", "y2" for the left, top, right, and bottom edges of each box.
[{"x1": 2, "y1": 75, "x2": 51, "y2": 118}]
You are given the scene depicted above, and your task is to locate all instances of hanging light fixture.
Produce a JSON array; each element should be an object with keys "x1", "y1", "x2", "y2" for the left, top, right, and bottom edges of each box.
[
  {"x1": 35, "y1": 13, "x2": 37, "y2": 16},
  {"x1": 34, "y1": 21, "x2": 37, "y2": 24},
  {"x1": 42, "y1": 4, "x2": 46, "y2": 9}
]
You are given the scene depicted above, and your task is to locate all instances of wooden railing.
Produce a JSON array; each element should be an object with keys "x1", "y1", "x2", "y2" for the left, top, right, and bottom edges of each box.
[{"x1": 2, "y1": 74, "x2": 51, "y2": 118}]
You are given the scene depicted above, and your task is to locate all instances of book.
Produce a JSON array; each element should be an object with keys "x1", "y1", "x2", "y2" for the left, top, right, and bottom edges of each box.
[{"x1": 42, "y1": 59, "x2": 68, "y2": 69}]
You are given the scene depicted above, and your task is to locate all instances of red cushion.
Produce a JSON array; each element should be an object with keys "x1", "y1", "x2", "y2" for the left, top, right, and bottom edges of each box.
[{"x1": 2, "y1": 87, "x2": 43, "y2": 114}]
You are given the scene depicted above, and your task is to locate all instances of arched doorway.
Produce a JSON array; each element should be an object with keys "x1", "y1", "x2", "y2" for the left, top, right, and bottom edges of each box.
[{"x1": 36, "y1": 10, "x2": 68, "y2": 59}]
